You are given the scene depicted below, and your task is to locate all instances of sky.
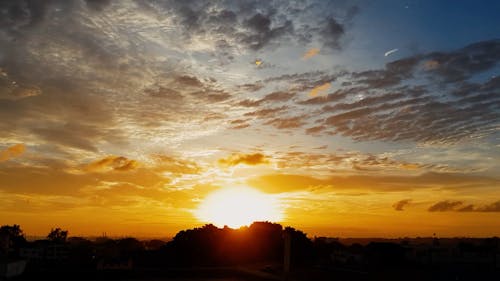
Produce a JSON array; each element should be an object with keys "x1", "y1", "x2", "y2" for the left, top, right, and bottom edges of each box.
[{"x1": 0, "y1": 0, "x2": 499, "y2": 238}]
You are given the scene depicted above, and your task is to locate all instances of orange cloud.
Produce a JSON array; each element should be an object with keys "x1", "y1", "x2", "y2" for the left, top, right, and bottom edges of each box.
[
  {"x1": 86, "y1": 156, "x2": 139, "y2": 172},
  {"x1": 0, "y1": 144, "x2": 26, "y2": 162},
  {"x1": 309, "y1": 82, "x2": 330, "y2": 97},
  {"x1": 399, "y1": 163, "x2": 422, "y2": 170},
  {"x1": 218, "y1": 153, "x2": 269, "y2": 167},
  {"x1": 302, "y1": 48, "x2": 320, "y2": 59}
]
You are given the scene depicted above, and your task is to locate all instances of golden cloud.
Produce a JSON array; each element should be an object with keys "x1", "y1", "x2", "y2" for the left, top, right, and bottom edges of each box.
[
  {"x1": 0, "y1": 144, "x2": 26, "y2": 162},
  {"x1": 86, "y1": 156, "x2": 139, "y2": 172},
  {"x1": 399, "y1": 163, "x2": 422, "y2": 170},
  {"x1": 302, "y1": 48, "x2": 320, "y2": 59},
  {"x1": 218, "y1": 153, "x2": 269, "y2": 167},
  {"x1": 309, "y1": 82, "x2": 331, "y2": 97}
]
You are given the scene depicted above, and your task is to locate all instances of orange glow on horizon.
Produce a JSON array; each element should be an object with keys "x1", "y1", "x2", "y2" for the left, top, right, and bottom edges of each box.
[{"x1": 195, "y1": 186, "x2": 283, "y2": 228}]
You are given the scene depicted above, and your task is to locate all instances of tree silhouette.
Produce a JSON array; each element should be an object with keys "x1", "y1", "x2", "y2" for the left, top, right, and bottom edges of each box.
[
  {"x1": 284, "y1": 226, "x2": 314, "y2": 266},
  {"x1": 0, "y1": 224, "x2": 23, "y2": 238},
  {"x1": 164, "y1": 221, "x2": 315, "y2": 267},
  {"x1": 47, "y1": 227, "x2": 68, "y2": 243},
  {"x1": 0, "y1": 224, "x2": 27, "y2": 254}
]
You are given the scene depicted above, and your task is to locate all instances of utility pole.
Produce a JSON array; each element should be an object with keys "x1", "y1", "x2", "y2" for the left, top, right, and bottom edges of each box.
[{"x1": 283, "y1": 229, "x2": 291, "y2": 281}]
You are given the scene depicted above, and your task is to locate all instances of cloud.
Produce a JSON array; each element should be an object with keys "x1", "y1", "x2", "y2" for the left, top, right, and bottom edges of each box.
[
  {"x1": 274, "y1": 150, "x2": 428, "y2": 172},
  {"x1": 238, "y1": 99, "x2": 264, "y2": 107},
  {"x1": 248, "y1": 174, "x2": 327, "y2": 193},
  {"x1": 236, "y1": 91, "x2": 295, "y2": 108},
  {"x1": 399, "y1": 163, "x2": 422, "y2": 170},
  {"x1": 0, "y1": 1, "x2": 496, "y2": 222},
  {"x1": 384, "y1": 48, "x2": 399, "y2": 57},
  {"x1": 393, "y1": 199, "x2": 411, "y2": 211},
  {"x1": 352, "y1": 56, "x2": 422, "y2": 89},
  {"x1": 84, "y1": 0, "x2": 112, "y2": 12},
  {"x1": 32, "y1": 123, "x2": 105, "y2": 152},
  {"x1": 239, "y1": 11, "x2": 293, "y2": 50},
  {"x1": 456, "y1": 204, "x2": 475, "y2": 212},
  {"x1": 175, "y1": 75, "x2": 204, "y2": 87},
  {"x1": 309, "y1": 82, "x2": 331, "y2": 97},
  {"x1": 455, "y1": 201, "x2": 500, "y2": 212},
  {"x1": 264, "y1": 115, "x2": 306, "y2": 129},
  {"x1": 0, "y1": 63, "x2": 126, "y2": 151},
  {"x1": 149, "y1": 0, "x2": 352, "y2": 53},
  {"x1": 230, "y1": 123, "x2": 250, "y2": 130},
  {"x1": 199, "y1": 89, "x2": 232, "y2": 103},
  {"x1": 238, "y1": 83, "x2": 264, "y2": 92},
  {"x1": 313, "y1": 145, "x2": 328, "y2": 150},
  {"x1": 86, "y1": 156, "x2": 139, "y2": 173},
  {"x1": 0, "y1": 153, "x2": 203, "y2": 198},
  {"x1": 428, "y1": 200, "x2": 463, "y2": 212},
  {"x1": 305, "y1": 125, "x2": 326, "y2": 135},
  {"x1": 0, "y1": 0, "x2": 247, "y2": 155},
  {"x1": 218, "y1": 153, "x2": 269, "y2": 167},
  {"x1": 145, "y1": 87, "x2": 183, "y2": 100},
  {"x1": 0, "y1": 0, "x2": 52, "y2": 33},
  {"x1": 248, "y1": 172, "x2": 499, "y2": 194},
  {"x1": 0, "y1": 74, "x2": 42, "y2": 100},
  {"x1": 229, "y1": 119, "x2": 251, "y2": 130},
  {"x1": 295, "y1": 39, "x2": 500, "y2": 144},
  {"x1": 244, "y1": 106, "x2": 288, "y2": 118},
  {"x1": 0, "y1": 165, "x2": 100, "y2": 196},
  {"x1": 261, "y1": 91, "x2": 296, "y2": 102},
  {"x1": 319, "y1": 18, "x2": 345, "y2": 49},
  {"x1": 423, "y1": 60, "x2": 439, "y2": 70},
  {"x1": 426, "y1": 40, "x2": 500, "y2": 82},
  {"x1": 151, "y1": 155, "x2": 202, "y2": 175},
  {"x1": 477, "y1": 201, "x2": 500, "y2": 212},
  {"x1": 0, "y1": 144, "x2": 26, "y2": 162},
  {"x1": 303, "y1": 48, "x2": 320, "y2": 59},
  {"x1": 298, "y1": 88, "x2": 351, "y2": 105}
]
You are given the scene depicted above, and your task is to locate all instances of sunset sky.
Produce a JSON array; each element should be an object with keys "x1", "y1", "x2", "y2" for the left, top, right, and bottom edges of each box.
[{"x1": 1, "y1": 0, "x2": 499, "y2": 238}]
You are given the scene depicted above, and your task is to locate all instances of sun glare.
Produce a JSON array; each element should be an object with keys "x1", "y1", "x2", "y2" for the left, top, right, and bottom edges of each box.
[{"x1": 195, "y1": 187, "x2": 283, "y2": 228}]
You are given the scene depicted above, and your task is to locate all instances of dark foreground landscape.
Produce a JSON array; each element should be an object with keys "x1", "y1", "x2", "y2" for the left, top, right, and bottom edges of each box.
[{"x1": 1, "y1": 223, "x2": 500, "y2": 281}]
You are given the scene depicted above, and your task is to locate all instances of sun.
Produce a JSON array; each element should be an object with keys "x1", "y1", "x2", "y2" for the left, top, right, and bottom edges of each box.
[{"x1": 195, "y1": 186, "x2": 283, "y2": 228}]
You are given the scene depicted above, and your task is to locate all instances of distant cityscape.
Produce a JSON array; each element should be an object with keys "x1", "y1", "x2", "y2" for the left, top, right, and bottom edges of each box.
[{"x1": 2, "y1": 223, "x2": 500, "y2": 280}]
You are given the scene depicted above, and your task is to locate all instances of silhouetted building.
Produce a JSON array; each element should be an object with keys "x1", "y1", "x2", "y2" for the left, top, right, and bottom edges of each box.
[
  {"x1": 0, "y1": 260, "x2": 26, "y2": 279},
  {"x1": 20, "y1": 240, "x2": 69, "y2": 262},
  {"x1": 97, "y1": 257, "x2": 133, "y2": 270},
  {"x1": 19, "y1": 246, "x2": 43, "y2": 261},
  {"x1": 0, "y1": 233, "x2": 9, "y2": 258}
]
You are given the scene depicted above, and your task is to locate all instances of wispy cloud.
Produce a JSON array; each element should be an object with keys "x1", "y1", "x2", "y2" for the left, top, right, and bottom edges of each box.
[{"x1": 384, "y1": 48, "x2": 399, "y2": 57}]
